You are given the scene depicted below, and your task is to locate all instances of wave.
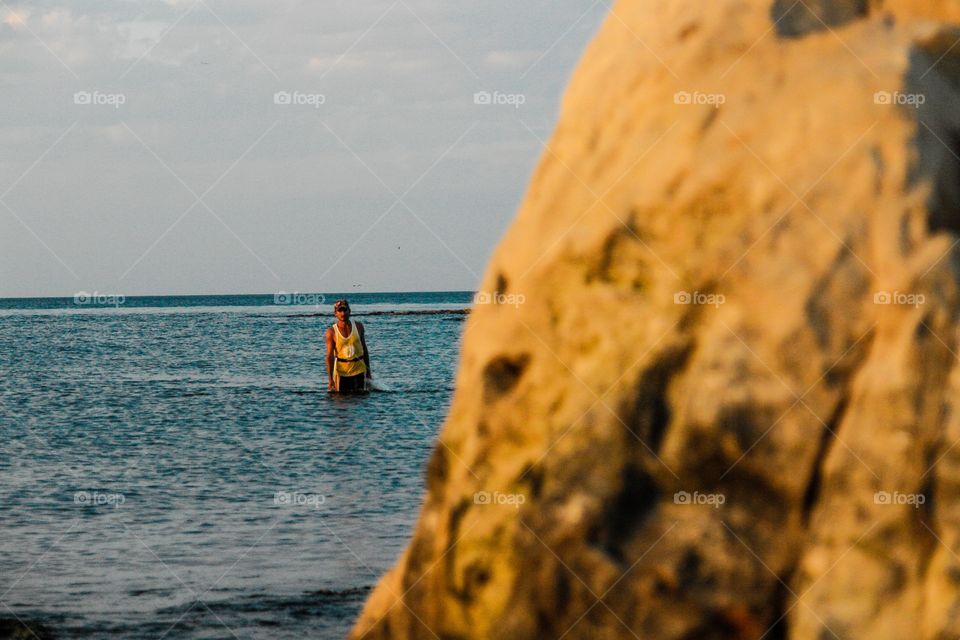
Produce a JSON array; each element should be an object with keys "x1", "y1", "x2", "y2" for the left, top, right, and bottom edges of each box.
[
  {"x1": 3, "y1": 587, "x2": 373, "y2": 639},
  {"x1": 157, "y1": 586, "x2": 373, "y2": 615}
]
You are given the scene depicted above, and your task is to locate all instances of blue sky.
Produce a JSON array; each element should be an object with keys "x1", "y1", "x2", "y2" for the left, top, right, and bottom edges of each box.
[{"x1": 0, "y1": 0, "x2": 608, "y2": 297}]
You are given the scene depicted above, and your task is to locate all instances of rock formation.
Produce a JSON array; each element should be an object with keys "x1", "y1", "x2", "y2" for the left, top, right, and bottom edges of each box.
[
  {"x1": 0, "y1": 618, "x2": 53, "y2": 640},
  {"x1": 352, "y1": 0, "x2": 960, "y2": 637}
]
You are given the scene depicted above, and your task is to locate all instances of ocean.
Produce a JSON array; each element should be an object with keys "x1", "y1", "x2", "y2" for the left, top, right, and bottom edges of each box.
[{"x1": 0, "y1": 291, "x2": 471, "y2": 639}]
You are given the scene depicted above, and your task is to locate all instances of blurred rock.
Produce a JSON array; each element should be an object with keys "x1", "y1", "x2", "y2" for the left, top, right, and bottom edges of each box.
[
  {"x1": 352, "y1": 0, "x2": 960, "y2": 637},
  {"x1": 0, "y1": 618, "x2": 53, "y2": 640},
  {"x1": 772, "y1": 0, "x2": 868, "y2": 37}
]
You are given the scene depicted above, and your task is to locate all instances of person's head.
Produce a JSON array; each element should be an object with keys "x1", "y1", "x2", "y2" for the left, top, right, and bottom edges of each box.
[{"x1": 333, "y1": 299, "x2": 351, "y2": 320}]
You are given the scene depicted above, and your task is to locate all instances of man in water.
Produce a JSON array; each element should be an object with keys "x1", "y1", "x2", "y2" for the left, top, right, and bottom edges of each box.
[{"x1": 325, "y1": 299, "x2": 372, "y2": 392}]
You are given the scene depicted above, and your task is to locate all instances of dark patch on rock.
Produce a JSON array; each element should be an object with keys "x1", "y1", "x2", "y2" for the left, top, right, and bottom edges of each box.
[
  {"x1": 592, "y1": 465, "x2": 660, "y2": 563},
  {"x1": 805, "y1": 244, "x2": 870, "y2": 354},
  {"x1": 520, "y1": 463, "x2": 544, "y2": 499},
  {"x1": 906, "y1": 28, "x2": 960, "y2": 233},
  {"x1": 482, "y1": 353, "x2": 531, "y2": 401},
  {"x1": 680, "y1": 605, "x2": 766, "y2": 640},
  {"x1": 718, "y1": 403, "x2": 766, "y2": 454},
  {"x1": 0, "y1": 618, "x2": 55, "y2": 640},
  {"x1": 632, "y1": 344, "x2": 693, "y2": 452},
  {"x1": 772, "y1": 0, "x2": 868, "y2": 38},
  {"x1": 494, "y1": 273, "x2": 509, "y2": 297},
  {"x1": 677, "y1": 548, "x2": 703, "y2": 588},
  {"x1": 803, "y1": 396, "x2": 849, "y2": 523},
  {"x1": 426, "y1": 443, "x2": 448, "y2": 484},
  {"x1": 585, "y1": 227, "x2": 650, "y2": 291}
]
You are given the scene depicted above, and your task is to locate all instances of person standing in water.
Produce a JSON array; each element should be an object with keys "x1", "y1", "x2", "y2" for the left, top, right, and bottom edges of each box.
[{"x1": 325, "y1": 299, "x2": 372, "y2": 392}]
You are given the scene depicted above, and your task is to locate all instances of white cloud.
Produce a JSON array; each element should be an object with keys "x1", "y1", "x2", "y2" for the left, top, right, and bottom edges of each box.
[
  {"x1": 115, "y1": 19, "x2": 170, "y2": 60},
  {"x1": 306, "y1": 54, "x2": 367, "y2": 75},
  {"x1": 3, "y1": 9, "x2": 29, "y2": 27},
  {"x1": 0, "y1": 0, "x2": 609, "y2": 296},
  {"x1": 483, "y1": 49, "x2": 541, "y2": 70}
]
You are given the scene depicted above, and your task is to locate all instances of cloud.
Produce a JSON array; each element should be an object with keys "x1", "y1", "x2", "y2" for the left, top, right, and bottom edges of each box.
[
  {"x1": 115, "y1": 19, "x2": 171, "y2": 61},
  {"x1": 3, "y1": 9, "x2": 29, "y2": 27},
  {"x1": 482, "y1": 50, "x2": 542, "y2": 70},
  {"x1": 0, "y1": 0, "x2": 609, "y2": 296},
  {"x1": 306, "y1": 54, "x2": 367, "y2": 75}
]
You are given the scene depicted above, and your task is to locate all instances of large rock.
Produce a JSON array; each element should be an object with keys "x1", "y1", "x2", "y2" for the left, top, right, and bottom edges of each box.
[
  {"x1": 352, "y1": 0, "x2": 960, "y2": 637},
  {"x1": 0, "y1": 618, "x2": 54, "y2": 640}
]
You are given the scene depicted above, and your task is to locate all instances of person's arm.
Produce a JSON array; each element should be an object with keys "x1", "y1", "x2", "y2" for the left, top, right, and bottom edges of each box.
[
  {"x1": 358, "y1": 321, "x2": 372, "y2": 378},
  {"x1": 325, "y1": 327, "x2": 337, "y2": 390}
]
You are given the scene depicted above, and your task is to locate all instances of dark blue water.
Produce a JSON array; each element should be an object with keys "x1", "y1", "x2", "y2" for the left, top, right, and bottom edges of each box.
[{"x1": 0, "y1": 292, "x2": 471, "y2": 639}]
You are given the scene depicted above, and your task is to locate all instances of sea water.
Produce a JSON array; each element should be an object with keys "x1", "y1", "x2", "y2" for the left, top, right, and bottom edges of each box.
[{"x1": 0, "y1": 292, "x2": 470, "y2": 639}]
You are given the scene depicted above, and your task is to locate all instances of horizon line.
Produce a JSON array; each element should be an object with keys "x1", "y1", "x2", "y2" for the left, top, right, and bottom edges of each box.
[{"x1": 0, "y1": 289, "x2": 477, "y2": 302}]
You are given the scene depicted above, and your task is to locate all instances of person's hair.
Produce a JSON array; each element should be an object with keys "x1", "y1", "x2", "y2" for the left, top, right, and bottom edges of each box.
[{"x1": 334, "y1": 299, "x2": 350, "y2": 311}]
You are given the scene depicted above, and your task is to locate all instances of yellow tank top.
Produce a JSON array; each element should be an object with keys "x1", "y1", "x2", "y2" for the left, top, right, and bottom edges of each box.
[{"x1": 333, "y1": 321, "x2": 366, "y2": 378}]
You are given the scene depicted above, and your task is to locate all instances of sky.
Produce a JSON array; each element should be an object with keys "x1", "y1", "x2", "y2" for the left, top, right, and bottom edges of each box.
[{"x1": 0, "y1": 0, "x2": 608, "y2": 298}]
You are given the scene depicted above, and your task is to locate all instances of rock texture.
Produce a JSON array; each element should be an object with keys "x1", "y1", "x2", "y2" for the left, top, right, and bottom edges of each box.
[
  {"x1": 352, "y1": 0, "x2": 960, "y2": 638},
  {"x1": 0, "y1": 618, "x2": 53, "y2": 640}
]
